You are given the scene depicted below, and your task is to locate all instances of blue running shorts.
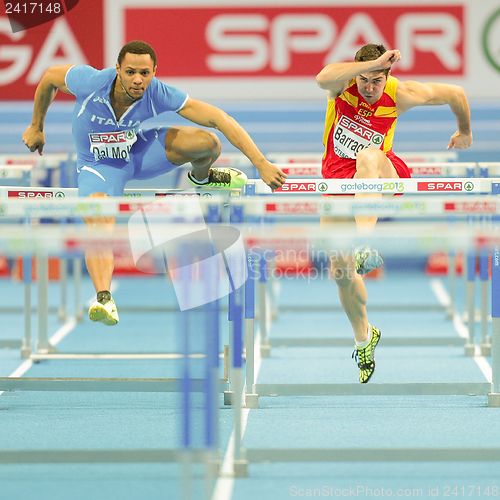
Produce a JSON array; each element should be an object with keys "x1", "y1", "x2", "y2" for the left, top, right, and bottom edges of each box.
[{"x1": 78, "y1": 127, "x2": 178, "y2": 196}]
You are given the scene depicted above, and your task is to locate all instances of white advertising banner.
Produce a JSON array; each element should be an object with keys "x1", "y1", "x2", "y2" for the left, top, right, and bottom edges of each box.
[{"x1": 104, "y1": 0, "x2": 500, "y2": 100}]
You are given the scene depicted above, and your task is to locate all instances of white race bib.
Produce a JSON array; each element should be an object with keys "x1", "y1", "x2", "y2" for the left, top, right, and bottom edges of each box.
[
  {"x1": 333, "y1": 116, "x2": 384, "y2": 159},
  {"x1": 89, "y1": 130, "x2": 137, "y2": 161}
]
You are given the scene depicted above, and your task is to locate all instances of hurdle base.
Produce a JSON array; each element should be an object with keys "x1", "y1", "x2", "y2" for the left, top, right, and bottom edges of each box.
[
  {"x1": 480, "y1": 343, "x2": 492, "y2": 357},
  {"x1": 224, "y1": 390, "x2": 234, "y2": 406},
  {"x1": 488, "y1": 393, "x2": 500, "y2": 408},
  {"x1": 464, "y1": 344, "x2": 475, "y2": 357},
  {"x1": 206, "y1": 456, "x2": 221, "y2": 477},
  {"x1": 20, "y1": 346, "x2": 32, "y2": 359},
  {"x1": 33, "y1": 343, "x2": 58, "y2": 359},
  {"x1": 245, "y1": 393, "x2": 259, "y2": 409},
  {"x1": 233, "y1": 458, "x2": 249, "y2": 477},
  {"x1": 260, "y1": 343, "x2": 271, "y2": 358}
]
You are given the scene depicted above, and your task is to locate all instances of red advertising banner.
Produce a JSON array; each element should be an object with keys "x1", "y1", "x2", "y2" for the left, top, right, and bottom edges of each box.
[
  {"x1": 121, "y1": 5, "x2": 465, "y2": 78},
  {"x1": 0, "y1": 1, "x2": 470, "y2": 100},
  {"x1": 0, "y1": 0, "x2": 103, "y2": 99}
]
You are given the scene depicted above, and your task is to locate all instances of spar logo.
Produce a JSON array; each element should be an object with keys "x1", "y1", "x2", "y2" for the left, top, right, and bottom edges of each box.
[
  {"x1": 89, "y1": 131, "x2": 131, "y2": 144},
  {"x1": 278, "y1": 182, "x2": 317, "y2": 192},
  {"x1": 8, "y1": 190, "x2": 66, "y2": 198},
  {"x1": 339, "y1": 116, "x2": 379, "y2": 142},
  {"x1": 409, "y1": 166, "x2": 444, "y2": 176},
  {"x1": 265, "y1": 202, "x2": 319, "y2": 214},
  {"x1": 417, "y1": 182, "x2": 470, "y2": 192},
  {"x1": 482, "y1": 8, "x2": 500, "y2": 73},
  {"x1": 113, "y1": 4, "x2": 464, "y2": 77},
  {"x1": 444, "y1": 202, "x2": 497, "y2": 213},
  {"x1": 282, "y1": 167, "x2": 321, "y2": 176},
  {"x1": 119, "y1": 202, "x2": 175, "y2": 213}
]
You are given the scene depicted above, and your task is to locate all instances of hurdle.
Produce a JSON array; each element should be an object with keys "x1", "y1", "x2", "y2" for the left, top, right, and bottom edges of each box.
[
  {"x1": 0, "y1": 228, "x2": 228, "y2": 500},
  {"x1": 267, "y1": 150, "x2": 459, "y2": 164},
  {"x1": 245, "y1": 162, "x2": 500, "y2": 330},
  {"x1": 2, "y1": 189, "x2": 496, "y2": 394},
  {"x1": 1, "y1": 189, "x2": 500, "y2": 484},
  {"x1": 271, "y1": 161, "x2": 481, "y2": 179},
  {"x1": 0, "y1": 154, "x2": 77, "y2": 350},
  {"x1": 245, "y1": 175, "x2": 498, "y2": 332},
  {"x1": 231, "y1": 248, "x2": 500, "y2": 476},
  {"x1": 0, "y1": 189, "x2": 266, "y2": 475},
  {"x1": 228, "y1": 178, "x2": 500, "y2": 406},
  {"x1": 226, "y1": 220, "x2": 500, "y2": 475},
  {"x1": 1, "y1": 179, "x2": 498, "y2": 380},
  {"x1": 246, "y1": 174, "x2": 499, "y2": 352},
  {"x1": 230, "y1": 201, "x2": 500, "y2": 475},
  {"x1": 1, "y1": 186, "x2": 499, "y2": 358},
  {"x1": 0, "y1": 185, "x2": 241, "y2": 358}
]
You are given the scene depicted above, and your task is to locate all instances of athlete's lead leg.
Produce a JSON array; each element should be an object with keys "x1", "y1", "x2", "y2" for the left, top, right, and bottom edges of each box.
[{"x1": 164, "y1": 126, "x2": 247, "y2": 189}]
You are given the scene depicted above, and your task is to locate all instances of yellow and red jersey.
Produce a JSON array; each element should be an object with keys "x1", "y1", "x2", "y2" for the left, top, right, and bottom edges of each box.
[{"x1": 321, "y1": 75, "x2": 410, "y2": 179}]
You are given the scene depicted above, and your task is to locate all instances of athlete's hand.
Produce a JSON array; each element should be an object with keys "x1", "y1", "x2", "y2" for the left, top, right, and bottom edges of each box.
[
  {"x1": 375, "y1": 49, "x2": 401, "y2": 70},
  {"x1": 447, "y1": 130, "x2": 472, "y2": 149},
  {"x1": 22, "y1": 125, "x2": 45, "y2": 155},
  {"x1": 257, "y1": 160, "x2": 287, "y2": 190}
]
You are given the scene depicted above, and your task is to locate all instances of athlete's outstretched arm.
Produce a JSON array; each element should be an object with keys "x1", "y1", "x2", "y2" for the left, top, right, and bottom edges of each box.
[
  {"x1": 397, "y1": 81, "x2": 472, "y2": 149},
  {"x1": 22, "y1": 64, "x2": 73, "y2": 155},
  {"x1": 178, "y1": 98, "x2": 286, "y2": 189},
  {"x1": 315, "y1": 49, "x2": 400, "y2": 97}
]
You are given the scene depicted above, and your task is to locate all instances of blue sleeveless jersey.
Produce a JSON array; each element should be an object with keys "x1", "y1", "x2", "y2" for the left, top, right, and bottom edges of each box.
[{"x1": 65, "y1": 65, "x2": 188, "y2": 167}]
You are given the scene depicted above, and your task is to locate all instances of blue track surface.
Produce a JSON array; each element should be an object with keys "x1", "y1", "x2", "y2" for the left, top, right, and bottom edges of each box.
[{"x1": 0, "y1": 268, "x2": 498, "y2": 500}]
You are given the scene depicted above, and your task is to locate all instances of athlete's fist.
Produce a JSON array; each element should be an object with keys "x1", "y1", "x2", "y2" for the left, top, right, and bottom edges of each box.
[
  {"x1": 375, "y1": 49, "x2": 401, "y2": 70},
  {"x1": 22, "y1": 125, "x2": 45, "y2": 155},
  {"x1": 447, "y1": 130, "x2": 472, "y2": 150},
  {"x1": 257, "y1": 160, "x2": 287, "y2": 191}
]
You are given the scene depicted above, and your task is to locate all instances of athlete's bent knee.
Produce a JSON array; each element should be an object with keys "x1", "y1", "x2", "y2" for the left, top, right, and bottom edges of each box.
[
  {"x1": 356, "y1": 148, "x2": 387, "y2": 177},
  {"x1": 356, "y1": 147, "x2": 384, "y2": 162},
  {"x1": 198, "y1": 130, "x2": 221, "y2": 157},
  {"x1": 330, "y1": 257, "x2": 355, "y2": 286},
  {"x1": 331, "y1": 267, "x2": 356, "y2": 286}
]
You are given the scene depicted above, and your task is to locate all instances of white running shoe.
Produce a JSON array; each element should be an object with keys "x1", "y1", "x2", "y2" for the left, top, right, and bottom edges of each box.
[{"x1": 88, "y1": 298, "x2": 119, "y2": 326}]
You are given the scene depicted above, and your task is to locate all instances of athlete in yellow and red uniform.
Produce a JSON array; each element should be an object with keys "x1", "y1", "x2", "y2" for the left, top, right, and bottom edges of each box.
[
  {"x1": 322, "y1": 74, "x2": 410, "y2": 180},
  {"x1": 316, "y1": 43, "x2": 472, "y2": 384}
]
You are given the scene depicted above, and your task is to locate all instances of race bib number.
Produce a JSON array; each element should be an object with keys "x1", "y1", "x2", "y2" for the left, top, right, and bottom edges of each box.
[
  {"x1": 333, "y1": 116, "x2": 384, "y2": 159},
  {"x1": 89, "y1": 130, "x2": 137, "y2": 161}
]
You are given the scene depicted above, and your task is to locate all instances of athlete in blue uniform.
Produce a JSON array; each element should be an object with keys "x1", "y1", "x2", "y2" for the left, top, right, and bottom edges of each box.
[{"x1": 23, "y1": 40, "x2": 286, "y2": 326}]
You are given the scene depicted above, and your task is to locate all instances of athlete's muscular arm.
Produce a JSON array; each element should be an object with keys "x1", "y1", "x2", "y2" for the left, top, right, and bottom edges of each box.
[
  {"x1": 397, "y1": 81, "x2": 472, "y2": 149},
  {"x1": 22, "y1": 64, "x2": 73, "y2": 155},
  {"x1": 178, "y1": 98, "x2": 286, "y2": 189},
  {"x1": 315, "y1": 49, "x2": 401, "y2": 98}
]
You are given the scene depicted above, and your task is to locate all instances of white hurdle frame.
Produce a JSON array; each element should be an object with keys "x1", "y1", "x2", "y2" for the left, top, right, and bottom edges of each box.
[{"x1": 1, "y1": 187, "x2": 500, "y2": 480}]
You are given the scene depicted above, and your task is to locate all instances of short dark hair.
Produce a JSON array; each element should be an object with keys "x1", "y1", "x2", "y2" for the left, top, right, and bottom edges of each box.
[
  {"x1": 117, "y1": 40, "x2": 157, "y2": 67},
  {"x1": 354, "y1": 43, "x2": 389, "y2": 76}
]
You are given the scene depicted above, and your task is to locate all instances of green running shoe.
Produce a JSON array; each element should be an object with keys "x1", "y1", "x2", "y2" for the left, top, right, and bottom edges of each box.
[
  {"x1": 354, "y1": 246, "x2": 384, "y2": 275},
  {"x1": 352, "y1": 325, "x2": 381, "y2": 383},
  {"x1": 88, "y1": 297, "x2": 119, "y2": 326},
  {"x1": 187, "y1": 167, "x2": 247, "y2": 189}
]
